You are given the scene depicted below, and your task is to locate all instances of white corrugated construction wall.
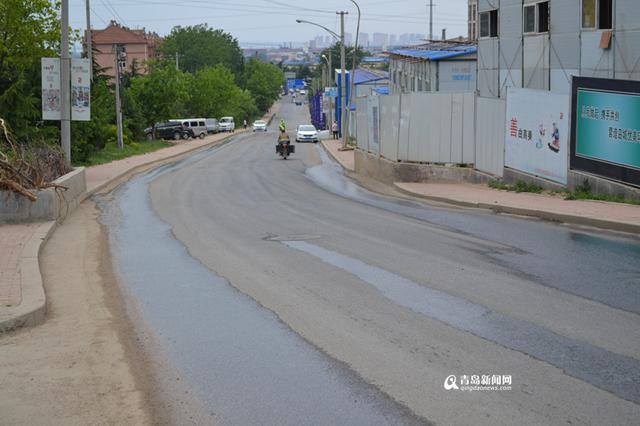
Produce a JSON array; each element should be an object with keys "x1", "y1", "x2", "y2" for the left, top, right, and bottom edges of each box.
[
  {"x1": 475, "y1": 97, "x2": 506, "y2": 176},
  {"x1": 355, "y1": 98, "x2": 369, "y2": 152}
]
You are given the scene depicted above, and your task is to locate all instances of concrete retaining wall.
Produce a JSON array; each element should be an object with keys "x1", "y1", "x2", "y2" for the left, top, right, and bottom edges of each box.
[
  {"x1": 0, "y1": 167, "x2": 87, "y2": 224},
  {"x1": 568, "y1": 171, "x2": 640, "y2": 201},
  {"x1": 500, "y1": 167, "x2": 640, "y2": 200},
  {"x1": 355, "y1": 149, "x2": 493, "y2": 185},
  {"x1": 502, "y1": 167, "x2": 567, "y2": 192}
]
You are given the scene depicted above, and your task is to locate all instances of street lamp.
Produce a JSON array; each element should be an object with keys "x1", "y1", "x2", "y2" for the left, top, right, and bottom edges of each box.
[
  {"x1": 297, "y1": 14, "x2": 349, "y2": 149},
  {"x1": 344, "y1": 0, "x2": 361, "y2": 150}
]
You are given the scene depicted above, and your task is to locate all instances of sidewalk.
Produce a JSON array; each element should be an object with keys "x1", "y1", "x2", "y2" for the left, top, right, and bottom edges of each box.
[
  {"x1": 320, "y1": 138, "x2": 355, "y2": 171},
  {"x1": 395, "y1": 182, "x2": 640, "y2": 234},
  {"x1": 318, "y1": 143, "x2": 640, "y2": 234},
  {"x1": 0, "y1": 103, "x2": 279, "y2": 332}
]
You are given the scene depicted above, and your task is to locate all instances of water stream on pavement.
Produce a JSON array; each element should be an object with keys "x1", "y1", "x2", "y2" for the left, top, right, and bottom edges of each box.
[
  {"x1": 306, "y1": 146, "x2": 640, "y2": 315},
  {"x1": 98, "y1": 139, "x2": 427, "y2": 426}
]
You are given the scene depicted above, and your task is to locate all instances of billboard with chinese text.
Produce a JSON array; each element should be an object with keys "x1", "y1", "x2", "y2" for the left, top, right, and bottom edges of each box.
[
  {"x1": 71, "y1": 58, "x2": 91, "y2": 121},
  {"x1": 505, "y1": 88, "x2": 569, "y2": 184},
  {"x1": 41, "y1": 58, "x2": 61, "y2": 120},
  {"x1": 571, "y1": 77, "x2": 640, "y2": 187}
]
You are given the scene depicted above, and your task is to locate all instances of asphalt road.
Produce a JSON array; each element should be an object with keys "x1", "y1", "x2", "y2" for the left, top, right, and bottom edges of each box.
[{"x1": 101, "y1": 98, "x2": 640, "y2": 425}]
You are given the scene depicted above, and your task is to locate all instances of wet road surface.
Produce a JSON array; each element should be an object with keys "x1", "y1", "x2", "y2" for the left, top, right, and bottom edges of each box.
[{"x1": 100, "y1": 100, "x2": 640, "y2": 425}]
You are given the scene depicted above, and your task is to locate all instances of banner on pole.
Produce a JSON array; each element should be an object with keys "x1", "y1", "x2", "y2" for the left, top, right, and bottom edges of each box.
[
  {"x1": 71, "y1": 58, "x2": 91, "y2": 121},
  {"x1": 41, "y1": 58, "x2": 61, "y2": 120}
]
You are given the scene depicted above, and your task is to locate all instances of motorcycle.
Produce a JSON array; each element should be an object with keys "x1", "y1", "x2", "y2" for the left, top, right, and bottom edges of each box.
[{"x1": 276, "y1": 132, "x2": 295, "y2": 160}]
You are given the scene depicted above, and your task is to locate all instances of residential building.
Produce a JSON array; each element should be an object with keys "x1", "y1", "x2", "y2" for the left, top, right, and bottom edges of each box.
[
  {"x1": 87, "y1": 21, "x2": 161, "y2": 78},
  {"x1": 373, "y1": 33, "x2": 389, "y2": 48},
  {"x1": 360, "y1": 33, "x2": 370, "y2": 48},
  {"x1": 477, "y1": 0, "x2": 640, "y2": 98},
  {"x1": 345, "y1": 32, "x2": 353, "y2": 47},
  {"x1": 387, "y1": 43, "x2": 477, "y2": 94},
  {"x1": 468, "y1": 0, "x2": 478, "y2": 41}
]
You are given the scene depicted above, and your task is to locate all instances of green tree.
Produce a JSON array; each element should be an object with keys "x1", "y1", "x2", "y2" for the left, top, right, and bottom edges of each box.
[
  {"x1": 0, "y1": 0, "x2": 60, "y2": 141},
  {"x1": 159, "y1": 24, "x2": 244, "y2": 76},
  {"x1": 191, "y1": 65, "x2": 257, "y2": 122},
  {"x1": 128, "y1": 63, "x2": 193, "y2": 130},
  {"x1": 244, "y1": 59, "x2": 283, "y2": 113},
  {"x1": 316, "y1": 43, "x2": 370, "y2": 80}
]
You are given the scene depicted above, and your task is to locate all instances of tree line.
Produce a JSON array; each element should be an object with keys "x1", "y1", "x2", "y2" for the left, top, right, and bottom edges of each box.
[{"x1": 0, "y1": 2, "x2": 283, "y2": 165}]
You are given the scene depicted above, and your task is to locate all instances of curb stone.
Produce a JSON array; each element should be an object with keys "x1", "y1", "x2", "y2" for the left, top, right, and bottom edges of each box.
[
  {"x1": 320, "y1": 140, "x2": 355, "y2": 172},
  {"x1": 393, "y1": 183, "x2": 640, "y2": 234},
  {"x1": 0, "y1": 107, "x2": 281, "y2": 333},
  {"x1": 0, "y1": 221, "x2": 56, "y2": 333}
]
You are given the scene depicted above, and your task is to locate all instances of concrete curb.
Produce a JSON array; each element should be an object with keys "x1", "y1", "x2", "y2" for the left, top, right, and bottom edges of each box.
[
  {"x1": 320, "y1": 140, "x2": 355, "y2": 172},
  {"x1": 84, "y1": 131, "x2": 243, "y2": 199},
  {"x1": 0, "y1": 106, "x2": 283, "y2": 333},
  {"x1": 393, "y1": 183, "x2": 640, "y2": 234},
  {"x1": 0, "y1": 221, "x2": 57, "y2": 333}
]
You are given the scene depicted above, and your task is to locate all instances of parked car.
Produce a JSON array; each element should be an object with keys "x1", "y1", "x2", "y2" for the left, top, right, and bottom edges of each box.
[
  {"x1": 296, "y1": 124, "x2": 319, "y2": 143},
  {"x1": 205, "y1": 118, "x2": 219, "y2": 134},
  {"x1": 144, "y1": 122, "x2": 195, "y2": 141},
  {"x1": 295, "y1": 100, "x2": 303, "y2": 106},
  {"x1": 219, "y1": 116, "x2": 235, "y2": 132},
  {"x1": 253, "y1": 120, "x2": 268, "y2": 132},
  {"x1": 170, "y1": 118, "x2": 207, "y2": 139}
]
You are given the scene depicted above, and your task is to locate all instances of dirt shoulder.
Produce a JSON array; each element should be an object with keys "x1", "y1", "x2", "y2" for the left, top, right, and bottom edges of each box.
[{"x1": 0, "y1": 202, "x2": 156, "y2": 425}]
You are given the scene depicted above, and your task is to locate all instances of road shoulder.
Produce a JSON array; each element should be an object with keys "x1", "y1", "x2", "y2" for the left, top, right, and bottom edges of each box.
[{"x1": 0, "y1": 202, "x2": 154, "y2": 424}]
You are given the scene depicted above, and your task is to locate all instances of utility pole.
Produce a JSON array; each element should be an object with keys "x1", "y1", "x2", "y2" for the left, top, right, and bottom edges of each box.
[
  {"x1": 61, "y1": 0, "x2": 71, "y2": 165},
  {"x1": 429, "y1": 0, "x2": 433, "y2": 41},
  {"x1": 338, "y1": 11, "x2": 348, "y2": 150},
  {"x1": 345, "y1": 0, "x2": 361, "y2": 152},
  {"x1": 175, "y1": 52, "x2": 179, "y2": 70},
  {"x1": 114, "y1": 44, "x2": 124, "y2": 149},
  {"x1": 85, "y1": 0, "x2": 92, "y2": 81}
]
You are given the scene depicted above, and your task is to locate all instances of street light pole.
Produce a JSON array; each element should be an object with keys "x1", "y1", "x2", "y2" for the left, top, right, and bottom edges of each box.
[
  {"x1": 296, "y1": 18, "x2": 345, "y2": 136},
  {"x1": 85, "y1": 0, "x2": 92, "y2": 81},
  {"x1": 61, "y1": 0, "x2": 71, "y2": 165},
  {"x1": 345, "y1": 0, "x2": 361, "y2": 151},
  {"x1": 338, "y1": 11, "x2": 348, "y2": 150},
  {"x1": 114, "y1": 44, "x2": 124, "y2": 149}
]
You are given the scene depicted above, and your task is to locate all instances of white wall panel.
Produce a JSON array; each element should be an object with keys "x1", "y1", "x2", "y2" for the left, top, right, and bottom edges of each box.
[{"x1": 476, "y1": 97, "x2": 506, "y2": 176}]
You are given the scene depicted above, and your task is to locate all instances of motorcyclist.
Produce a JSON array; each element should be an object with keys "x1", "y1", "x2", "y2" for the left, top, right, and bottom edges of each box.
[{"x1": 279, "y1": 119, "x2": 286, "y2": 133}]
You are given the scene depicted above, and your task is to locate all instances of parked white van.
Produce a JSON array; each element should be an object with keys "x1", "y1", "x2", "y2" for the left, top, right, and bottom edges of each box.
[
  {"x1": 219, "y1": 117, "x2": 235, "y2": 132},
  {"x1": 170, "y1": 118, "x2": 207, "y2": 139}
]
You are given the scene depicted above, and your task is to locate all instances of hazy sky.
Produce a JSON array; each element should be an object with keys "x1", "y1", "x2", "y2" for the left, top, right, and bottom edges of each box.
[{"x1": 69, "y1": 0, "x2": 468, "y2": 45}]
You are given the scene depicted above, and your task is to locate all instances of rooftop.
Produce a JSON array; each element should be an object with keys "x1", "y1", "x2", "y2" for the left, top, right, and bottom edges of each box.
[{"x1": 387, "y1": 42, "x2": 477, "y2": 61}]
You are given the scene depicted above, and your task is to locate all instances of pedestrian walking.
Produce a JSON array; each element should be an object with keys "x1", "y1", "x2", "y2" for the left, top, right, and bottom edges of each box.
[{"x1": 331, "y1": 121, "x2": 339, "y2": 140}]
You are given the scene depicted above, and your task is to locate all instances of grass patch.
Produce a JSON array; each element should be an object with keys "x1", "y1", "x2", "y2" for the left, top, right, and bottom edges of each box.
[
  {"x1": 488, "y1": 179, "x2": 543, "y2": 194},
  {"x1": 564, "y1": 191, "x2": 640, "y2": 205},
  {"x1": 564, "y1": 179, "x2": 640, "y2": 205},
  {"x1": 79, "y1": 140, "x2": 173, "y2": 166}
]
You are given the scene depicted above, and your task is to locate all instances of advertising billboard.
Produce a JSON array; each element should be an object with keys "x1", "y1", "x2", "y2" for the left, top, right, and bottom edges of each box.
[
  {"x1": 71, "y1": 58, "x2": 91, "y2": 121},
  {"x1": 571, "y1": 77, "x2": 640, "y2": 187},
  {"x1": 505, "y1": 88, "x2": 570, "y2": 184},
  {"x1": 41, "y1": 58, "x2": 61, "y2": 120},
  {"x1": 367, "y1": 96, "x2": 380, "y2": 154}
]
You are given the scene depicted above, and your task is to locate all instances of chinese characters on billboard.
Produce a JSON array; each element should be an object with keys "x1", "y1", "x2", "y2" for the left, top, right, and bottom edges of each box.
[{"x1": 505, "y1": 88, "x2": 569, "y2": 184}]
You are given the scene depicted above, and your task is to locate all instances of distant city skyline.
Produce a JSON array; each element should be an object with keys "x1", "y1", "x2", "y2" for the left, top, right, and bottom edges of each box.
[
  {"x1": 308, "y1": 32, "x2": 427, "y2": 49},
  {"x1": 69, "y1": 0, "x2": 468, "y2": 45}
]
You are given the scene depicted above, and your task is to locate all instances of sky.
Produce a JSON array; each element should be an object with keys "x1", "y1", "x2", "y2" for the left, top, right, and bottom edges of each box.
[{"x1": 69, "y1": 0, "x2": 469, "y2": 46}]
